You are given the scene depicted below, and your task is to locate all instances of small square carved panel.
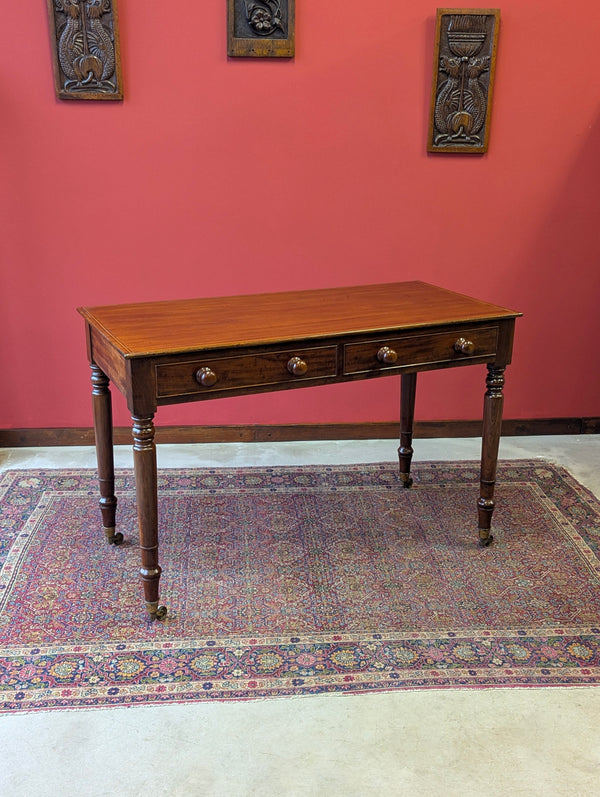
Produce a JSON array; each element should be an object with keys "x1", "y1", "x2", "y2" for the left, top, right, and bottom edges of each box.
[
  {"x1": 47, "y1": 0, "x2": 123, "y2": 100},
  {"x1": 428, "y1": 9, "x2": 500, "y2": 154},
  {"x1": 228, "y1": 0, "x2": 295, "y2": 58}
]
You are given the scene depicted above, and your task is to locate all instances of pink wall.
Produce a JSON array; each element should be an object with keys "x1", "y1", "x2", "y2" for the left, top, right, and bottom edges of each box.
[{"x1": 2, "y1": 1, "x2": 599, "y2": 431}]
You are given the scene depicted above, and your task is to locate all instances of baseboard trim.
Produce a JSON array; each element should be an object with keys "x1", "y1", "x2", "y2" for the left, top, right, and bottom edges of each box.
[{"x1": 0, "y1": 418, "x2": 597, "y2": 447}]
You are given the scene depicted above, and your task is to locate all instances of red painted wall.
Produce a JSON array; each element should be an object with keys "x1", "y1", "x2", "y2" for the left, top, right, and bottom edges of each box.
[{"x1": 2, "y1": 2, "x2": 599, "y2": 431}]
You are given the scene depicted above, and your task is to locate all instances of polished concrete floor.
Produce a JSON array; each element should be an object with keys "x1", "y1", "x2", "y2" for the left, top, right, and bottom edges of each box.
[{"x1": 0, "y1": 436, "x2": 599, "y2": 796}]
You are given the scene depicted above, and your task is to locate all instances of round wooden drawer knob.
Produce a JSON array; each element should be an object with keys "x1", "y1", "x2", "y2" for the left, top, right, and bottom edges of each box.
[
  {"x1": 377, "y1": 346, "x2": 398, "y2": 365},
  {"x1": 287, "y1": 356, "x2": 308, "y2": 376},
  {"x1": 195, "y1": 367, "x2": 218, "y2": 387},
  {"x1": 454, "y1": 337, "x2": 475, "y2": 355}
]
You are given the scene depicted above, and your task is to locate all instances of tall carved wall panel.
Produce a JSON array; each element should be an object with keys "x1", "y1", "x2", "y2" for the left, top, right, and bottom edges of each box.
[
  {"x1": 47, "y1": 0, "x2": 123, "y2": 100},
  {"x1": 228, "y1": 0, "x2": 295, "y2": 58},
  {"x1": 428, "y1": 9, "x2": 500, "y2": 154}
]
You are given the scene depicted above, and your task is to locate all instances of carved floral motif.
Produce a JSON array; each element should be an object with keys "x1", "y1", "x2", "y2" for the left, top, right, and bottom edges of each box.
[
  {"x1": 228, "y1": 0, "x2": 294, "y2": 58},
  {"x1": 245, "y1": 1, "x2": 284, "y2": 36}
]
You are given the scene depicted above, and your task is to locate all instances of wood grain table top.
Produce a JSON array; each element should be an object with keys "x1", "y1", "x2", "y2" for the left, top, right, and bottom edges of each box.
[{"x1": 78, "y1": 281, "x2": 521, "y2": 358}]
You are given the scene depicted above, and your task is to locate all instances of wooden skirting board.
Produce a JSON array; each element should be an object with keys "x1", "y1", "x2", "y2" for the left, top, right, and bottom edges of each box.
[{"x1": 0, "y1": 418, "x2": 598, "y2": 447}]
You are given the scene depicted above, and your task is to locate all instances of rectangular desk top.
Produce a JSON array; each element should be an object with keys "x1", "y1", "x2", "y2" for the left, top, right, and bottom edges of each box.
[{"x1": 78, "y1": 281, "x2": 521, "y2": 359}]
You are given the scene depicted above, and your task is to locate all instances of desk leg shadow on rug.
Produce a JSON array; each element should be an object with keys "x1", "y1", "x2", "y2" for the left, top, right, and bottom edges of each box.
[{"x1": 1, "y1": 461, "x2": 599, "y2": 713}]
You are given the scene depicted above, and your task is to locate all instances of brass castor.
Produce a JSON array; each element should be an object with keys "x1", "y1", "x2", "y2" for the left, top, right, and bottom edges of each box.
[
  {"x1": 104, "y1": 528, "x2": 124, "y2": 545},
  {"x1": 400, "y1": 475, "x2": 413, "y2": 489},
  {"x1": 146, "y1": 602, "x2": 168, "y2": 621},
  {"x1": 479, "y1": 534, "x2": 494, "y2": 548}
]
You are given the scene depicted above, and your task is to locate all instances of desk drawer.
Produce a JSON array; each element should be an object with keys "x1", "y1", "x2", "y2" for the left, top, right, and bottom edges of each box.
[
  {"x1": 343, "y1": 326, "x2": 498, "y2": 375},
  {"x1": 156, "y1": 346, "x2": 338, "y2": 398}
]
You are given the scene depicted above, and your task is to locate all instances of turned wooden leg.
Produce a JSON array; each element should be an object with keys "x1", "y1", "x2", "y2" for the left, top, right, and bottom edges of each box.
[
  {"x1": 91, "y1": 365, "x2": 122, "y2": 545},
  {"x1": 132, "y1": 415, "x2": 167, "y2": 620},
  {"x1": 478, "y1": 365, "x2": 505, "y2": 547},
  {"x1": 398, "y1": 372, "x2": 417, "y2": 488}
]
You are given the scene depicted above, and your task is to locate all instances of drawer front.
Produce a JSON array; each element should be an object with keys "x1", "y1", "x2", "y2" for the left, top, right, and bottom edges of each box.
[
  {"x1": 156, "y1": 345, "x2": 338, "y2": 398},
  {"x1": 343, "y1": 326, "x2": 498, "y2": 375}
]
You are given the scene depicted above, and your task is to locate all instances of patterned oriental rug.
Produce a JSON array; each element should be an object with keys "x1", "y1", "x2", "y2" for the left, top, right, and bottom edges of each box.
[{"x1": 1, "y1": 461, "x2": 600, "y2": 714}]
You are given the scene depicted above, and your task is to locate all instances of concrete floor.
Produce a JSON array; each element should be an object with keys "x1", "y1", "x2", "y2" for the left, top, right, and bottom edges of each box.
[{"x1": 0, "y1": 435, "x2": 599, "y2": 796}]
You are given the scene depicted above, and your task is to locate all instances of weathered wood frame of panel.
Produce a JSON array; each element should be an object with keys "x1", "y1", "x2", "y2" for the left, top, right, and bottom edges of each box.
[
  {"x1": 428, "y1": 8, "x2": 500, "y2": 154},
  {"x1": 228, "y1": 0, "x2": 295, "y2": 58},
  {"x1": 47, "y1": 0, "x2": 123, "y2": 101}
]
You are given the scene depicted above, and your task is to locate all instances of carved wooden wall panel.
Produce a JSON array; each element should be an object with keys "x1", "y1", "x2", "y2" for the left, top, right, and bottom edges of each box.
[
  {"x1": 428, "y1": 9, "x2": 500, "y2": 154},
  {"x1": 228, "y1": 0, "x2": 295, "y2": 58},
  {"x1": 47, "y1": 0, "x2": 123, "y2": 100}
]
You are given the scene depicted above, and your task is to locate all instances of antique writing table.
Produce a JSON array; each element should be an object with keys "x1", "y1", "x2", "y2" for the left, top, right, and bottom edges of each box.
[{"x1": 78, "y1": 282, "x2": 521, "y2": 619}]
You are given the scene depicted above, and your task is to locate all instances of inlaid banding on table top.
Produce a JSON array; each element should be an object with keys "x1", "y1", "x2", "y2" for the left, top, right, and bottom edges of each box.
[{"x1": 77, "y1": 281, "x2": 519, "y2": 358}]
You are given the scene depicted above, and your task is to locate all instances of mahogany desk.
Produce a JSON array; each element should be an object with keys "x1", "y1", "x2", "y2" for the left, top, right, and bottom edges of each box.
[{"x1": 78, "y1": 281, "x2": 521, "y2": 619}]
